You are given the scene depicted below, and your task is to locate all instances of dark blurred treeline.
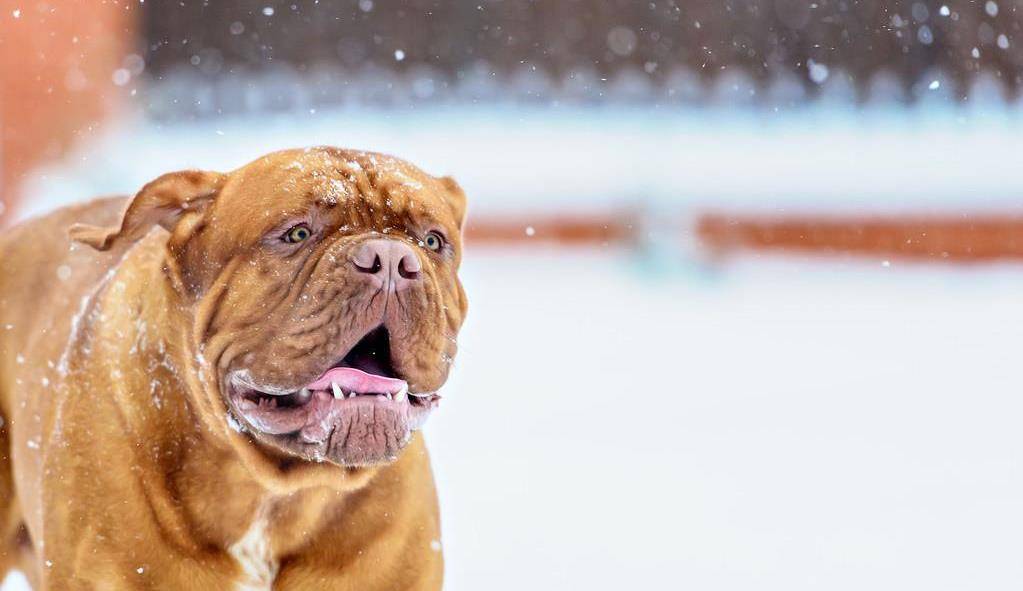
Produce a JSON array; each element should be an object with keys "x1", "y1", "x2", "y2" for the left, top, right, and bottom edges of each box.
[{"x1": 142, "y1": 0, "x2": 1023, "y2": 112}]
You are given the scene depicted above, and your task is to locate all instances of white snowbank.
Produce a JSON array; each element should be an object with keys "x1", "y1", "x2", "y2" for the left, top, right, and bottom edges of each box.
[{"x1": 16, "y1": 106, "x2": 1023, "y2": 224}]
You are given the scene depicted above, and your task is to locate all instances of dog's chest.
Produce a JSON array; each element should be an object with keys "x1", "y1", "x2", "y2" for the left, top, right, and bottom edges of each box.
[{"x1": 229, "y1": 512, "x2": 278, "y2": 591}]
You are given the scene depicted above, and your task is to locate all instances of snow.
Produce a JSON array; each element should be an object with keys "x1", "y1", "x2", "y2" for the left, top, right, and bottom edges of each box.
[
  {"x1": 227, "y1": 414, "x2": 245, "y2": 433},
  {"x1": 426, "y1": 251, "x2": 1023, "y2": 591},
  {"x1": 918, "y1": 25, "x2": 934, "y2": 45}
]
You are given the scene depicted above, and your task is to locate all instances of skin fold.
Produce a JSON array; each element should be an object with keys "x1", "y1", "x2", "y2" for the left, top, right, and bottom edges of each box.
[{"x1": 0, "y1": 147, "x2": 468, "y2": 589}]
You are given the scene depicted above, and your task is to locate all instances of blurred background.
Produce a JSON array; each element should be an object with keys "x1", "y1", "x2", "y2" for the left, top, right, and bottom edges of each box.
[{"x1": 2, "y1": 1, "x2": 1023, "y2": 589}]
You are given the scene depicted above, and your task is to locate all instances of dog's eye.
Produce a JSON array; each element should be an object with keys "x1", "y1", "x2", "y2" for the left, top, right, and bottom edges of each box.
[
  {"x1": 283, "y1": 224, "x2": 312, "y2": 244},
  {"x1": 423, "y1": 231, "x2": 445, "y2": 252}
]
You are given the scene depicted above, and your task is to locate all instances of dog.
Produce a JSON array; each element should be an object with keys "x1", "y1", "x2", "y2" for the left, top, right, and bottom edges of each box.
[{"x1": 0, "y1": 147, "x2": 468, "y2": 589}]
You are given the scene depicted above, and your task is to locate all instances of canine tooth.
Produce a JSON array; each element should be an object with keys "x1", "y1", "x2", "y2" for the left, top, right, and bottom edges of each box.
[
  {"x1": 331, "y1": 382, "x2": 343, "y2": 399},
  {"x1": 348, "y1": 391, "x2": 358, "y2": 399},
  {"x1": 385, "y1": 393, "x2": 393, "y2": 401},
  {"x1": 396, "y1": 384, "x2": 408, "y2": 400}
]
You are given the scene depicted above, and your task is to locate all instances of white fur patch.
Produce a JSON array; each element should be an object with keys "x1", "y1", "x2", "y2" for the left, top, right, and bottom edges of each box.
[{"x1": 229, "y1": 510, "x2": 279, "y2": 591}]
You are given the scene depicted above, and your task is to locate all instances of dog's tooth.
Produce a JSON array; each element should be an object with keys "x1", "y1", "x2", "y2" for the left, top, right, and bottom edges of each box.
[
  {"x1": 331, "y1": 382, "x2": 343, "y2": 399},
  {"x1": 396, "y1": 384, "x2": 408, "y2": 401},
  {"x1": 385, "y1": 393, "x2": 393, "y2": 401},
  {"x1": 348, "y1": 391, "x2": 358, "y2": 399},
  {"x1": 297, "y1": 388, "x2": 311, "y2": 403}
]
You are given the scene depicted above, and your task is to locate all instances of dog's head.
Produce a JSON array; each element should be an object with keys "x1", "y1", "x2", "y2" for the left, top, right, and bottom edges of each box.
[{"x1": 72, "y1": 147, "x2": 468, "y2": 469}]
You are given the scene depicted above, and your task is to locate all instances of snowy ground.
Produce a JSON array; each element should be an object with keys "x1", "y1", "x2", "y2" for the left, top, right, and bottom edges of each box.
[{"x1": 428, "y1": 251, "x2": 1023, "y2": 591}]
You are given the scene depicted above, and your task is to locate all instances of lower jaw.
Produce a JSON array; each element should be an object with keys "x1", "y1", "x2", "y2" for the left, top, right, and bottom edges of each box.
[{"x1": 231, "y1": 394, "x2": 433, "y2": 466}]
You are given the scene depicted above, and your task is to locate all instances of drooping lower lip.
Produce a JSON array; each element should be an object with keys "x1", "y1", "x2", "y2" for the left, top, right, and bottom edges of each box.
[{"x1": 227, "y1": 367, "x2": 440, "y2": 443}]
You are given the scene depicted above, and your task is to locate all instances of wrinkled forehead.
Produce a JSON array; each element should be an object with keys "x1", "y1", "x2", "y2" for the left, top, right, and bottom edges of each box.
[{"x1": 209, "y1": 148, "x2": 458, "y2": 241}]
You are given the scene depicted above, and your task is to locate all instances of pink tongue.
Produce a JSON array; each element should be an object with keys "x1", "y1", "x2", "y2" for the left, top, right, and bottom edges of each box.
[{"x1": 305, "y1": 367, "x2": 407, "y2": 394}]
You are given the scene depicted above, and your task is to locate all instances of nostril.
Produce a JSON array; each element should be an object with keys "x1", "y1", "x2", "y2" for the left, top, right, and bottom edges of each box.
[
  {"x1": 354, "y1": 254, "x2": 382, "y2": 274},
  {"x1": 397, "y1": 257, "x2": 420, "y2": 280}
]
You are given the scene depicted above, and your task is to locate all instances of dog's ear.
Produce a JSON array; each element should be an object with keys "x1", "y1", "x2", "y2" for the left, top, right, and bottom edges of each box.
[
  {"x1": 70, "y1": 170, "x2": 226, "y2": 251},
  {"x1": 440, "y1": 176, "x2": 467, "y2": 230}
]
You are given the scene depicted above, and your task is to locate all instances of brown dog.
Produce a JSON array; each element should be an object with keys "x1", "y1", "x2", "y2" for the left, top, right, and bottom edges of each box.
[{"x1": 0, "y1": 147, "x2": 468, "y2": 589}]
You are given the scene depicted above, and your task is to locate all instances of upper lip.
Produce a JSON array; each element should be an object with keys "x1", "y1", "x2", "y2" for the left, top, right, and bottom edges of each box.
[{"x1": 226, "y1": 324, "x2": 439, "y2": 401}]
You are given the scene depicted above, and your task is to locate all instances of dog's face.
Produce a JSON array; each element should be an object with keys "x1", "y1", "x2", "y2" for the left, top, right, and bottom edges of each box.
[{"x1": 76, "y1": 147, "x2": 468, "y2": 467}]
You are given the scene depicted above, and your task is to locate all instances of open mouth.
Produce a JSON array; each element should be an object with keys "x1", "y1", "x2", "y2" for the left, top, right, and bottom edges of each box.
[{"x1": 227, "y1": 326, "x2": 441, "y2": 464}]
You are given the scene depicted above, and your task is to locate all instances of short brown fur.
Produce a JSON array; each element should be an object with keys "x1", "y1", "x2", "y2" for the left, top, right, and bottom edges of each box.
[{"x1": 0, "y1": 147, "x2": 468, "y2": 589}]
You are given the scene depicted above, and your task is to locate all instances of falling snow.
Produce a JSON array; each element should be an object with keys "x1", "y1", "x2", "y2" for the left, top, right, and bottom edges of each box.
[
  {"x1": 227, "y1": 414, "x2": 245, "y2": 433},
  {"x1": 112, "y1": 69, "x2": 131, "y2": 86},
  {"x1": 6, "y1": 4, "x2": 1023, "y2": 589},
  {"x1": 917, "y1": 25, "x2": 933, "y2": 45},
  {"x1": 807, "y1": 59, "x2": 829, "y2": 85}
]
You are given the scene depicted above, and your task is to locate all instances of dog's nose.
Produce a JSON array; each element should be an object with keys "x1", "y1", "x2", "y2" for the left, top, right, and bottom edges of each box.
[{"x1": 351, "y1": 239, "x2": 422, "y2": 290}]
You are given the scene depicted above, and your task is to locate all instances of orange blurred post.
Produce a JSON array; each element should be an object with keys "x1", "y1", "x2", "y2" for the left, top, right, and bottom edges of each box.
[
  {"x1": 0, "y1": 0, "x2": 137, "y2": 225},
  {"x1": 698, "y1": 213, "x2": 1023, "y2": 263}
]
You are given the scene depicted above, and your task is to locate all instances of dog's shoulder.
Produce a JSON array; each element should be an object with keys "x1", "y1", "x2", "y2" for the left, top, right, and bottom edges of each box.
[{"x1": 0, "y1": 196, "x2": 135, "y2": 361}]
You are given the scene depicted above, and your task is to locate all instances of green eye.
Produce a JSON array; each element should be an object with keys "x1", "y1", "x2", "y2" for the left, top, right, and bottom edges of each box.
[
  {"x1": 423, "y1": 231, "x2": 445, "y2": 252},
  {"x1": 283, "y1": 225, "x2": 311, "y2": 244}
]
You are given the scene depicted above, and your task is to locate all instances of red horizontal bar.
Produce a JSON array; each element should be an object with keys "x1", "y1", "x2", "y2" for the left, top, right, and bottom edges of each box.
[{"x1": 697, "y1": 213, "x2": 1023, "y2": 262}]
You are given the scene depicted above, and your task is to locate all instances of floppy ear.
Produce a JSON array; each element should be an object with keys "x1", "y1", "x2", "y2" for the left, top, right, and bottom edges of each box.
[
  {"x1": 440, "y1": 176, "x2": 467, "y2": 229},
  {"x1": 70, "y1": 170, "x2": 225, "y2": 251}
]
